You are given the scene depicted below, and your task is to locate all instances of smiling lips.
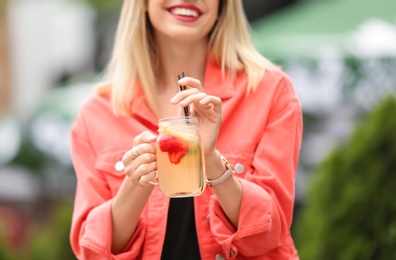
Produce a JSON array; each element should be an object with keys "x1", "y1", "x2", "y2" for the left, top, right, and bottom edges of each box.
[{"x1": 168, "y1": 5, "x2": 202, "y2": 22}]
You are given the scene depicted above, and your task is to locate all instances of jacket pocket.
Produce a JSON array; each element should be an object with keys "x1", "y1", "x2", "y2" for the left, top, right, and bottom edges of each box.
[
  {"x1": 95, "y1": 149, "x2": 127, "y2": 195},
  {"x1": 221, "y1": 150, "x2": 255, "y2": 179}
]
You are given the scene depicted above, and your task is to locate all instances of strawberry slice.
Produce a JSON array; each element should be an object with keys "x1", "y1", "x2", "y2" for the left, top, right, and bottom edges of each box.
[{"x1": 158, "y1": 134, "x2": 189, "y2": 164}]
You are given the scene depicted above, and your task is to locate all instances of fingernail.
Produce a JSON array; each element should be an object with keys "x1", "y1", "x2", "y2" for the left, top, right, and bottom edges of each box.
[{"x1": 170, "y1": 96, "x2": 178, "y2": 103}]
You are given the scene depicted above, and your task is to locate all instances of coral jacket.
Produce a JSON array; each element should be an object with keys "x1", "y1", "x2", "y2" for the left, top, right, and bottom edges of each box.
[{"x1": 70, "y1": 57, "x2": 303, "y2": 259}]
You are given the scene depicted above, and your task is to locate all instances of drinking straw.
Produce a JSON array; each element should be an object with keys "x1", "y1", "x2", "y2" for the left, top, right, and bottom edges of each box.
[{"x1": 178, "y1": 72, "x2": 189, "y2": 117}]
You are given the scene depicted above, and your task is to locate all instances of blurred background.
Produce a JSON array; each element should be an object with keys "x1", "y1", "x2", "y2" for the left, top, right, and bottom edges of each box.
[{"x1": 0, "y1": 0, "x2": 395, "y2": 259}]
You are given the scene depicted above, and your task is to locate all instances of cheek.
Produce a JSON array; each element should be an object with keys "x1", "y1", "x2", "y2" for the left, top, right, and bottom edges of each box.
[
  {"x1": 204, "y1": 15, "x2": 219, "y2": 35},
  {"x1": 146, "y1": 0, "x2": 162, "y2": 17},
  {"x1": 146, "y1": 3, "x2": 163, "y2": 30},
  {"x1": 206, "y1": 1, "x2": 221, "y2": 29},
  {"x1": 146, "y1": 0, "x2": 168, "y2": 28}
]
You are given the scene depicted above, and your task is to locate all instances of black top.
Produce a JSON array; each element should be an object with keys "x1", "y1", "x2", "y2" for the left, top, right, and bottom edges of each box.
[{"x1": 161, "y1": 197, "x2": 201, "y2": 260}]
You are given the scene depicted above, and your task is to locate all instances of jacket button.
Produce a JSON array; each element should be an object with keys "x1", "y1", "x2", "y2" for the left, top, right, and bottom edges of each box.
[
  {"x1": 234, "y1": 163, "x2": 244, "y2": 174},
  {"x1": 115, "y1": 161, "x2": 124, "y2": 172},
  {"x1": 215, "y1": 254, "x2": 225, "y2": 260}
]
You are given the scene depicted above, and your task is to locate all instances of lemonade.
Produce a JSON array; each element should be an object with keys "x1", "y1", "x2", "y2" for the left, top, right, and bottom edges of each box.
[{"x1": 156, "y1": 117, "x2": 206, "y2": 198}]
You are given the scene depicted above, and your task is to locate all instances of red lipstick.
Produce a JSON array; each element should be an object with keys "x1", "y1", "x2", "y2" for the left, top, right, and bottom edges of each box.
[{"x1": 167, "y1": 4, "x2": 203, "y2": 23}]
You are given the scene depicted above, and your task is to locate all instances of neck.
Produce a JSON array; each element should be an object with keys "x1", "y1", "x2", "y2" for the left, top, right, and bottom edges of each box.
[{"x1": 155, "y1": 37, "x2": 209, "y2": 91}]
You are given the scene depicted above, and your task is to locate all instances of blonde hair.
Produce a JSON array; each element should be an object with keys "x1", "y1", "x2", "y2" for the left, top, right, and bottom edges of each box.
[{"x1": 100, "y1": 0, "x2": 278, "y2": 116}]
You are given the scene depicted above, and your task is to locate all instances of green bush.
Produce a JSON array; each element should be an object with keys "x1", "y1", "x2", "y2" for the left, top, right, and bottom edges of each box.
[
  {"x1": 29, "y1": 200, "x2": 76, "y2": 260},
  {"x1": 0, "y1": 200, "x2": 75, "y2": 260},
  {"x1": 73, "y1": 0, "x2": 122, "y2": 13},
  {"x1": 0, "y1": 227, "x2": 13, "y2": 260},
  {"x1": 295, "y1": 95, "x2": 396, "y2": 260}
]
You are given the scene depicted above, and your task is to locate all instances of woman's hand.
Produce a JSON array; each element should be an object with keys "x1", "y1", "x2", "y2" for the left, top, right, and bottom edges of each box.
[
  {"x1": 171, "y1": 77, "x2": 222, "y2": 156},
  {"x1": 122, "y1": 131, "x2": 158, "y2": 187}
]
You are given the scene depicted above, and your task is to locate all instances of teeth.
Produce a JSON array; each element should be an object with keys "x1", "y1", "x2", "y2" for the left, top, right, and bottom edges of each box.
[{"x1": 171, "y1": 8, "x2": 199, "y2": 17}]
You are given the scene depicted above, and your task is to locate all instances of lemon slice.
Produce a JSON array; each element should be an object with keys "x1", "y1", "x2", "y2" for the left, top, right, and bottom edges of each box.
[{"x1": 159, "y1": 125, "x2": 198, "y2": 143}]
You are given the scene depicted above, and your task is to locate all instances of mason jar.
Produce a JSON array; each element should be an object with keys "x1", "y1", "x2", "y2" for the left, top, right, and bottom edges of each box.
[{"x1": 156, "y1": 116, "x2": 206, "y2": 198}]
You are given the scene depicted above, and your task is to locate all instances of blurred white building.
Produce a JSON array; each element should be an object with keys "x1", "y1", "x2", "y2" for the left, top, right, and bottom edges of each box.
[
  {"x1": 6, "y1": 0, "x2": 96, "y2": 121},
  {"x1": 0, "y1": 0, "x2": 97, "y2": 223}
]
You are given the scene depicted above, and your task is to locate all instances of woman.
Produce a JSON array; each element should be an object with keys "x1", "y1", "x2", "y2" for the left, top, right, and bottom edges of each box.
[{"x1": 70, "y1": 0, "x2": 303, "y2": 259}]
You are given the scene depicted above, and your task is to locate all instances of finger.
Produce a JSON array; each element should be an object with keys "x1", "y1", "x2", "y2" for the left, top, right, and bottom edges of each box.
[
  {"x1": 139, "y1": 170, "x2": 157, "y2": 185},
  {"x1": 179, "y1": 93, "x2": 208, "y2": 107},
  {"x1": 136, "y1": 143, "x2": 157, "y2": 155},
  {"x1": 199, "y1": 95, "x2": 222, "y2": 106},
  {"x1": 198, "y1": 96, "x2": 222, "y2": 112},
  {"x1": 125, "y1": 145, "x2": 156, "y2": 165},
  {"x1": 130, "y1": 161, "x2": 157, "y2": 185},
  {"x1": 123, "y1": 147, "x2": 139, "y2": 163},
  {"x1": 123, "y1": 143, "x2": 151, "y2": 162},
  {"x1": 125, "y1": 154, "x2": 156, "y2": 182},
  {"x1": 134, "y1": 131, "x2": 158, "y2": 146},
  {"x1": 171, "y1": 88, "x2": 201, "y2": 104},
  {"x1": 178, "y1": 77, "x2": 203, "y2": 91},
  {"x1": 122, "y1": 143, "x2": 157, "y2": 174}
]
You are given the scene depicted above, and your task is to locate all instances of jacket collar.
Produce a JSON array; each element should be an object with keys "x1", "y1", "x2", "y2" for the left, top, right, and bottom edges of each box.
[
  {"x1": 130, "y1": 85, "x2": 158, "y2": 131},
  {"x1": 203, "y1": 54, "x2": 235, "y2": 100}
]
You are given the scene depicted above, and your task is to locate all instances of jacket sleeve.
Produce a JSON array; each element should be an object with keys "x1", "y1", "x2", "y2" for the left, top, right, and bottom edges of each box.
[
  {"x1": 69, "y1": 109, "x2": 145, "y2": 260},
  {"x1": 208, "y1": 75, "x2": 303, "y2": 258}
]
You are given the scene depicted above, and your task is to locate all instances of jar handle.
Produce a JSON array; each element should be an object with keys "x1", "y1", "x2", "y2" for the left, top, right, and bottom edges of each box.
[{"x1": 148, "y1": 171, "x2": 159, "y2": 186}]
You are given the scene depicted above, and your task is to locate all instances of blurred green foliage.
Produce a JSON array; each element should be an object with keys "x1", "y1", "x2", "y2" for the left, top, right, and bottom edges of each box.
[
  {"x1": 29, "y1": 200, "x2": 75, "y2": 260},
  {"x1": 0, "y1": 200, "x2": 75, "y2": 260},
  {"x1": 295, "y1": 94, "x2": 396, "y2": 259},
  {"x1": 9, "y1": 135, "x2": 50, "y2": 175},
  {"x1": 0, "y1": 228, "x2": 13, "y2": 260},
  {"x1": 73, "y1": 0, "x2": 122, "y2": 14}
]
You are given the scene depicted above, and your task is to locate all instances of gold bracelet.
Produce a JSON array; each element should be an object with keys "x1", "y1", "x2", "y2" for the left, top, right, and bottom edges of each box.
[{"x1": 206, "y1": 156, "x2": 235, "y2": 187}]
